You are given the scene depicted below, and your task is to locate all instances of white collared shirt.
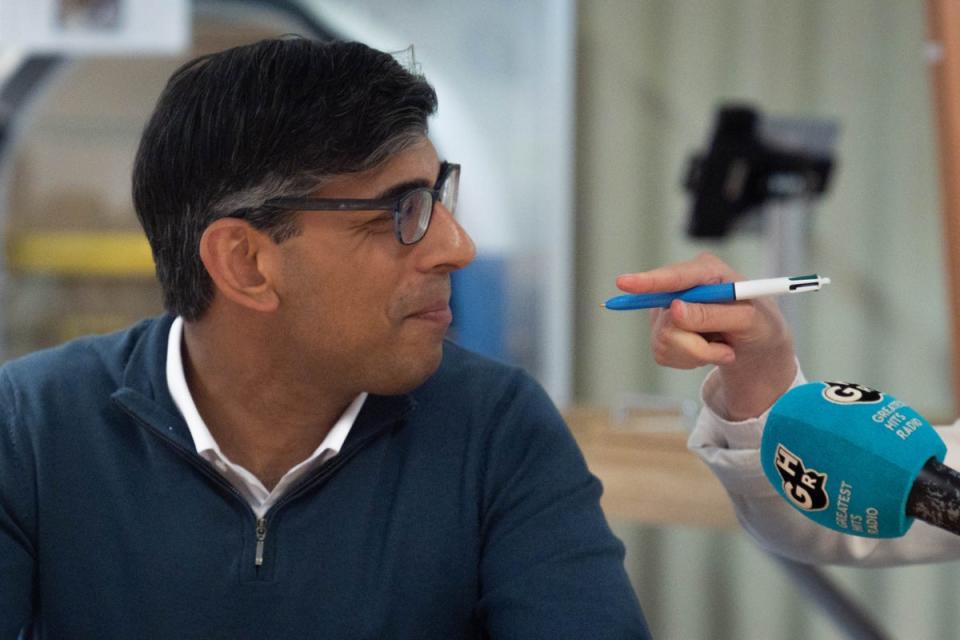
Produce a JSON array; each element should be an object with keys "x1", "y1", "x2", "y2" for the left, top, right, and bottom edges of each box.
[{"x1": 166, "y1": 316, "x2": 366, "y2": 518}]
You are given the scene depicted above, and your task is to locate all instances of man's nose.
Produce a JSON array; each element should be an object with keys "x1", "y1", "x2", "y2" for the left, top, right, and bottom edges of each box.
[{"x1": 414, "y1": 203, "x2": 476, "y2": 273}]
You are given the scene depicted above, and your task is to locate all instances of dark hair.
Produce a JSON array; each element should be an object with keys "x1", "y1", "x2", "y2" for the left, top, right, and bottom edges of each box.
[{"x1": 132, "y1": 37, "x2": 438, "y2": 320}]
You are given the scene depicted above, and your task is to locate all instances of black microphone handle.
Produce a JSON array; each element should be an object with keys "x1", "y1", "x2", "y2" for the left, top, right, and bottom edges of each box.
[{"x1": 906, "y1": 457, "x2": 960, "y2": 536}]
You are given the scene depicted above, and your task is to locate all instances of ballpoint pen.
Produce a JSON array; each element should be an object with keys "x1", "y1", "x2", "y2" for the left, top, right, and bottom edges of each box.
[{"x1": 602, "y1": 274, "x2": 831, "y2": 311}]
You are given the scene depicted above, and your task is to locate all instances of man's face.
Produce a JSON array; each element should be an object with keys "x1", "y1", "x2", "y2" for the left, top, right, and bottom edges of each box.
[{"x1": 274, "y1": 138, "x2": 476, "y2": 395}]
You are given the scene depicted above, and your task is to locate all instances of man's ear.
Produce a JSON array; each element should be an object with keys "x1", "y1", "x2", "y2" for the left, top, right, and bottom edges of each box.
[{"x1": 199, "y1": 218, "x2": 281, "y2": 313}]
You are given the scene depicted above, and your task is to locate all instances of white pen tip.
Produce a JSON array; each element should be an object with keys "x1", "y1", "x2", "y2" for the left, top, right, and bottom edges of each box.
[{"x1": 821, "y1": 277, "x2": 831, "y2": 285}]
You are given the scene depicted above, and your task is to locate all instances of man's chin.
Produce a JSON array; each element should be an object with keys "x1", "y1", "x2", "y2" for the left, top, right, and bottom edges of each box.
[{"x1": 367, "y1": 345, "x2": 444, "y2": 396}]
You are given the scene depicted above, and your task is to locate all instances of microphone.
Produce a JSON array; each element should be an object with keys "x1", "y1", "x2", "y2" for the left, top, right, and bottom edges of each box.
[{"x1": 760, "y1": 381, "x2": 959, "y2": 538}]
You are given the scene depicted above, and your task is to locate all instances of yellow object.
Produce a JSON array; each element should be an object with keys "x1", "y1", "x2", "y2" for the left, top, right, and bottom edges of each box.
[{"x1": 7, "y1": 231, "x2": 155, "y2": 278}]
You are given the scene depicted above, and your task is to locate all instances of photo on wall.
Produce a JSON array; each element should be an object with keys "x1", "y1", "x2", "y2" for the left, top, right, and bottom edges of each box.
[
  {"x1": 56, "y1": 0, "x2": 124, "y2": 32},
  {"x1": 0, "y1": 0, "x2": 185, "y2": 53}
]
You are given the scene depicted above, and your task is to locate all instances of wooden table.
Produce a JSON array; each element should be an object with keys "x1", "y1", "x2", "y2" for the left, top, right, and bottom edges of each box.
[{"x1": 564, "y1": 407, "x2": 737, "y2": 529}]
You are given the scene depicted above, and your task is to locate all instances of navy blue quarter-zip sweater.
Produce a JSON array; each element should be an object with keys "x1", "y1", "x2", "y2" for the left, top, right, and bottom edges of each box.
[{"x1": 0, "y1": 315, "x2": 649, "y2": 639}]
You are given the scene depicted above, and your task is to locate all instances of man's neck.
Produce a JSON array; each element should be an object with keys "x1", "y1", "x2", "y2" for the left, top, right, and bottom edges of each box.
[{"x1": 181, "y1": 316, "x2": 358, "y2": 490}]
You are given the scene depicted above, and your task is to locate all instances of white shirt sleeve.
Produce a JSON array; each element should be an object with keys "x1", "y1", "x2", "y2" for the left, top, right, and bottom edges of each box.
[{"x1": 688, "y1": 365, "x2": 960, "y2": 566}]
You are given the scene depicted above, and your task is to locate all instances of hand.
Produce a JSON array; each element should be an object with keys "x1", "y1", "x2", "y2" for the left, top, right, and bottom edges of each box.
[{"x1": 617, "y1": 252, "x2": 798, "y2": 420}]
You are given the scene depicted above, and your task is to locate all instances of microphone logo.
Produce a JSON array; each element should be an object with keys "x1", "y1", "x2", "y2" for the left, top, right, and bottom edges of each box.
[
  {"x1": 773, "y1": 444, "x2": 830, "y2": 511},
  {"x1": 822, "y1": 381, "x2": 883, "y2": 405}
]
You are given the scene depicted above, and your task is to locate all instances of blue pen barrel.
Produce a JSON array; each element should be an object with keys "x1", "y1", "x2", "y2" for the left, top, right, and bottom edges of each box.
[
  {"x1": 679, "y1": 282, "x2": 735, "y2": 304},
  {"x1": 609, "y1": 292, "x2": 681, "y2": 309},
  {"x1": 605, "y1": 282, "x2": 735, "y2": 310}
]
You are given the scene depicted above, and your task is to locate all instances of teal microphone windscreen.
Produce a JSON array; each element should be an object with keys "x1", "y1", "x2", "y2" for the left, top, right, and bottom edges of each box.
[{"x1": 760, "y1": 381, "x2": 947, "y2": 538}]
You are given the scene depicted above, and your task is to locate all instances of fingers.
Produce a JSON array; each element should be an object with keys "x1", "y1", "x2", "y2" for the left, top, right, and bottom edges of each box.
[
  {"x1": 651, "y1": 311, "x2": 736, "y2": 368},
  {"x1": 615, "y1": 252, "x2": 742, "y2": 294},
  {"x1": 633, "y1": 255, "x2": 797, "y2": 384},
  {"x1": 648, "y1": 296, "x2": 789, "y2": 369},
  {"x1": 618, "y1": 252, "x2": 791, "y2": 371},
  {"x1": 669, "y1": 299, "x2": 758, "y2": 336}
]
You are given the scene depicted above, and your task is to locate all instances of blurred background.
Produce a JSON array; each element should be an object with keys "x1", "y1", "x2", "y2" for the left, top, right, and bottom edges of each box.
[{"x1": 0, "y1": 1, "x2": 956, "y2": 638}]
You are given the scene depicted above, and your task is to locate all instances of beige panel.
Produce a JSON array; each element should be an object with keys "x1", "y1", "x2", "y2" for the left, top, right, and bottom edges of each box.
[{"x1": 926, "y1": 0, "x2": 960, "y2": 413}]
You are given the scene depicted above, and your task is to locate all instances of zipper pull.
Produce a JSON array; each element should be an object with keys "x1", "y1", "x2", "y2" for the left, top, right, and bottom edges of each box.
[{"x1": 255, "y1": 517, "x2": 268, "y2": 567}]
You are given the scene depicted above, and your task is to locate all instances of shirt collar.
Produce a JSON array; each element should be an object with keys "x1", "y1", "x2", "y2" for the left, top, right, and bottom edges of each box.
[{"x1": 166, "y1": 316, "x2": 220, "y2": 455}]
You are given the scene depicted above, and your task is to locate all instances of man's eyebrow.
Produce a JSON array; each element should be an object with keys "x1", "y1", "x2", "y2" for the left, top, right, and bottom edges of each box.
[{"x1": 372, "y1": 178, "x2": 432, "y2": 201}]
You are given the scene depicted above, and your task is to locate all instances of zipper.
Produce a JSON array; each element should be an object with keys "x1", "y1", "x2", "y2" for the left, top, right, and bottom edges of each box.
[
  {"x1": 117, "y1": 395, "x2": 398, "y2": 572},
  {"x1": 255, "y1": 517, "x2": 268, "y2": 567},
  {"x1": 247, "y1": 445, "x2": 374, "y2": 570},
  {"x1": 117, "y1": 403, "x2": 270, "y2": 570}
]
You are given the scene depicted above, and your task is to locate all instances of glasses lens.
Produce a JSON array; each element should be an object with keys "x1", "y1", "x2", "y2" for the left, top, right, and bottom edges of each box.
[
  {"x1": 439, "y1": 166, "x2": 459, "y2": 214},
  {"x1": 397, "y1": 189, "x2": 432, "y2": 244}
]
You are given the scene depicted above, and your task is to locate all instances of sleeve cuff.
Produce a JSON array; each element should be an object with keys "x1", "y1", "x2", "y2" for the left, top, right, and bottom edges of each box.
[
  {"x1": 686, "y1": 361, "x2": 806, "y2": 497},
  {"x1": 695, "y1": 360, "x2": 806, "y2": 450}
]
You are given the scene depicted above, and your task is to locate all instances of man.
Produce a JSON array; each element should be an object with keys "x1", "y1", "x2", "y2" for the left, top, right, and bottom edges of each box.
[
  {"x1": 626, "y1": 251, "x2": 960, "y2": 564},
  {"x1": 0, "y1": 38, "x2": 649, "y2": 637}
]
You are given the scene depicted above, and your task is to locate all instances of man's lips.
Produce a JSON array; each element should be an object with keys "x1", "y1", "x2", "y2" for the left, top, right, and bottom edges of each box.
[{"x1": 407, "y1": 303, "x2": 453, "y2": 324}]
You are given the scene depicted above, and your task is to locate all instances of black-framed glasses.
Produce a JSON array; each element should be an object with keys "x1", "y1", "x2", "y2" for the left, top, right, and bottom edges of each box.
[{"x1": 265, "y1": 161, "x2": 460, "y2": 245}]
